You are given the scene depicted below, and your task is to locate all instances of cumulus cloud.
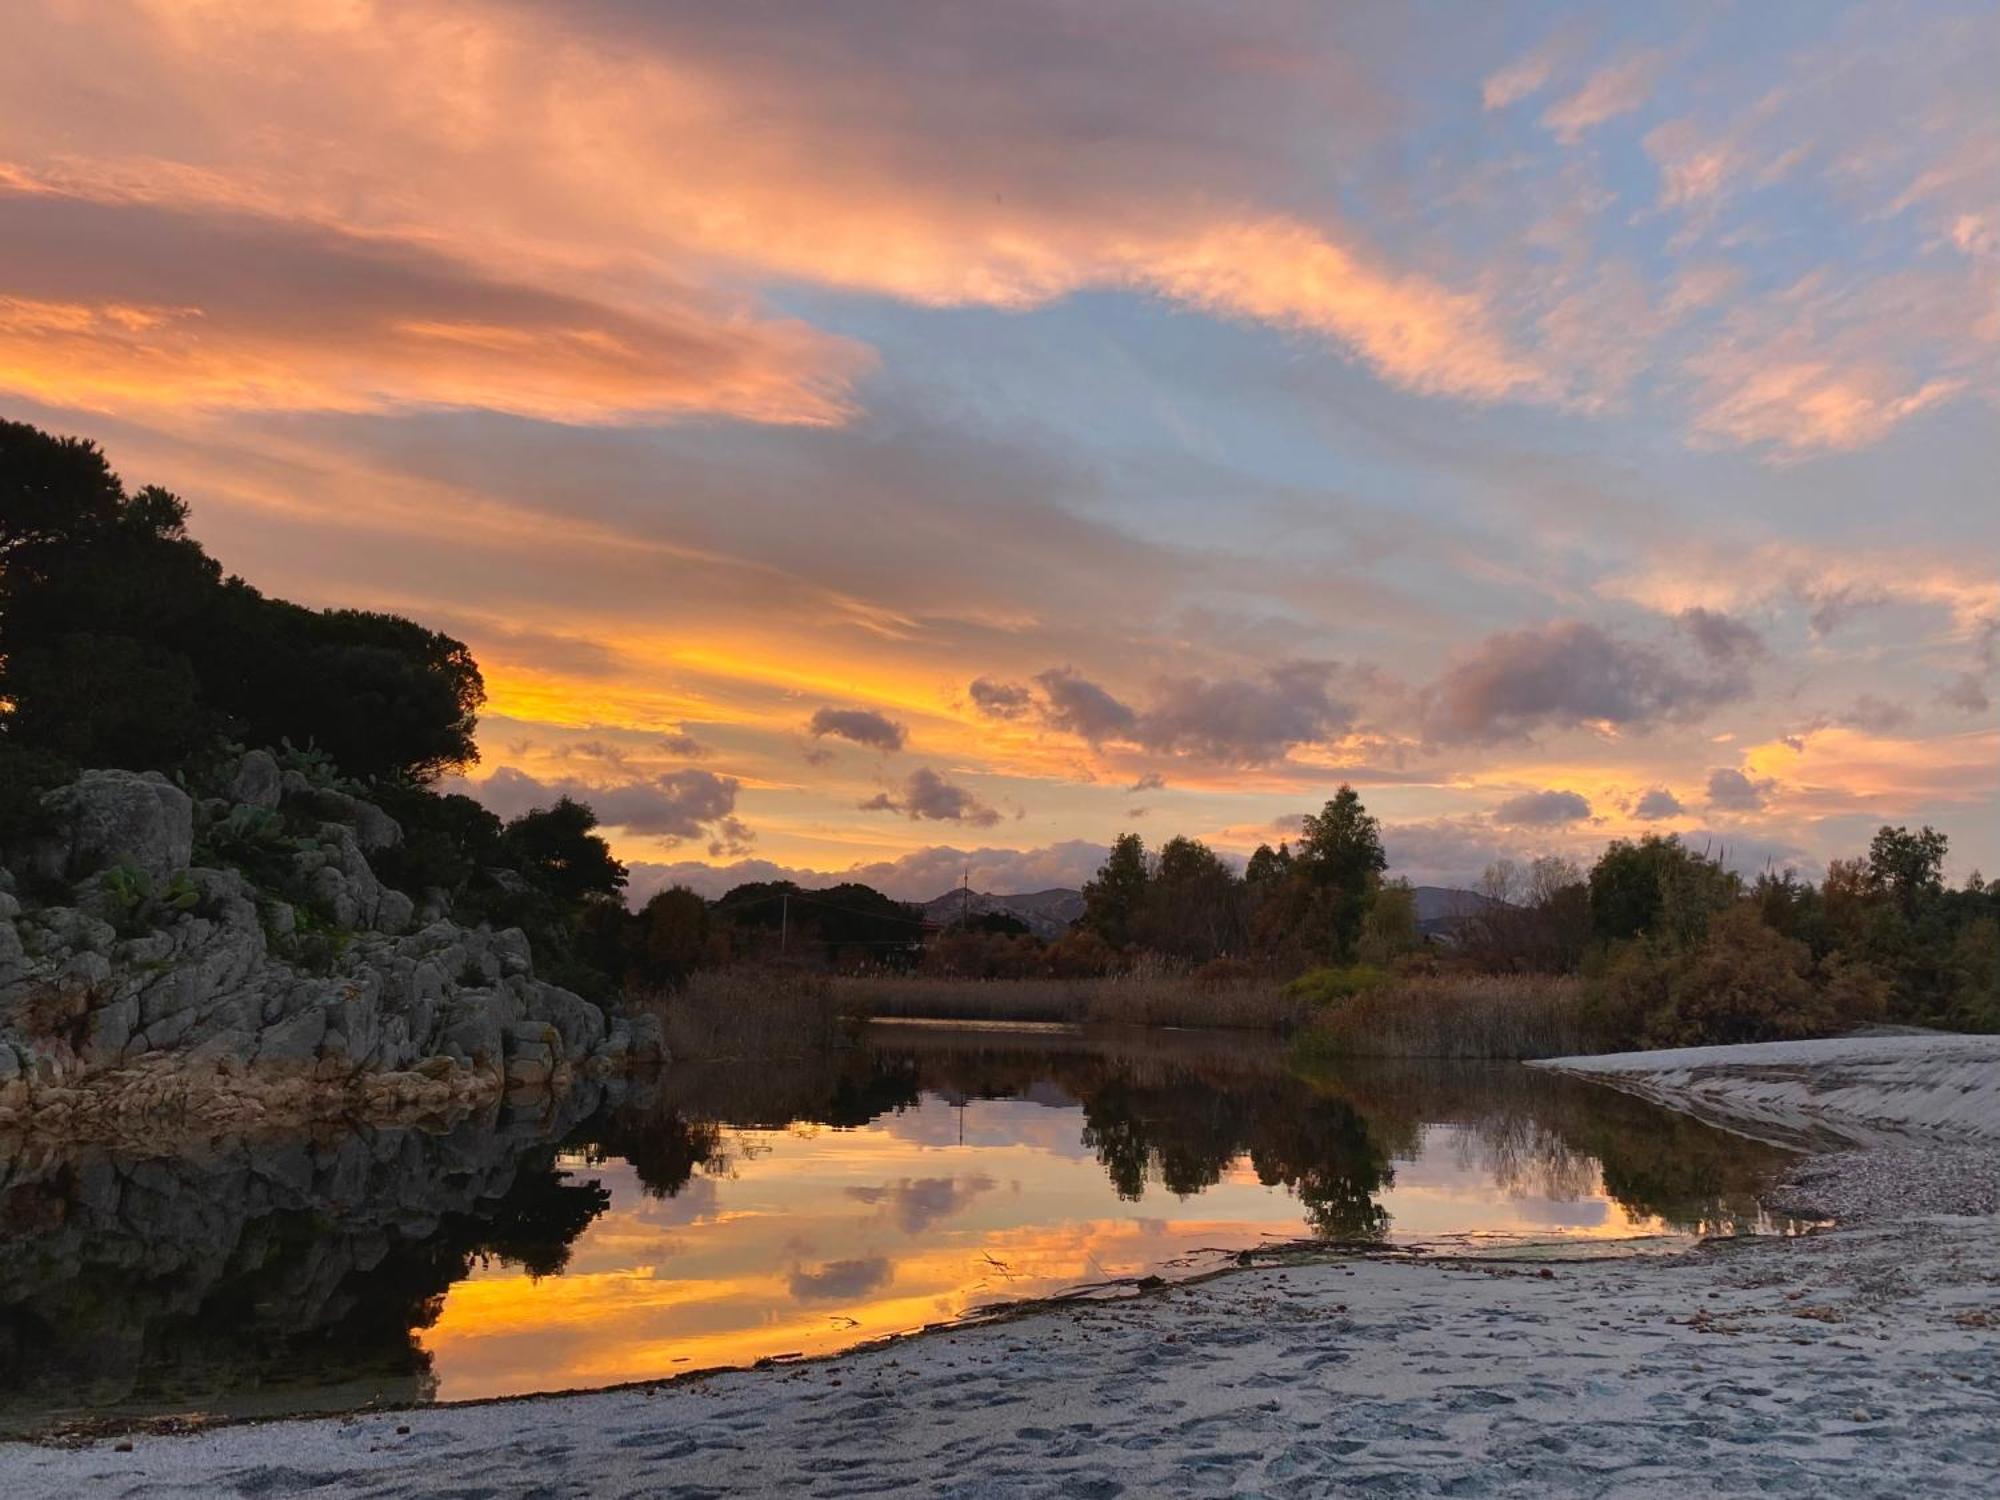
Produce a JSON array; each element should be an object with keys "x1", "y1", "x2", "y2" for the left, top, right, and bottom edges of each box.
[
  {"x1": 1491, "y1": 789, "x2": 1593, "y2": 826},
  {"x1": 808, "y1": 705, "x2": 908, "y2": 752},
  {"x1": 1632, "y1": 787, "x2": 1685, "y2": 820},
  {"x1": 968, "y1": 677, "x2": 1035, "y2": 719},
  {"x1": 1033, "y1": 667, "x2": 1140, "y2": 743},
  {"x1": 859, "y1": 767, "x2": 1001, "y2": 826},
  {"x1": 1421, "y1": 621, "x2": 1748, "y2": 743},
  {"x1": 462, "y1": 765, "x2": 746, "y2": 845},
  {"x1": 1135, "y1": 662, "x2": 1355, "y2": 766},
  {"x1": 1706, "y1": 766, "x2": 1775, "y2": 812},
  {"x1": 1005, "y1": 663, "x2": 1353, "y2": 765}
]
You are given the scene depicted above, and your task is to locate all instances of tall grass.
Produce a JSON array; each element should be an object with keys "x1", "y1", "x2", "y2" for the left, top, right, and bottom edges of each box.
[
  {"x1": 646, "y1": 967, "x2": 845, "y2": 1060},
  {"x1": 829, "y1": 971, "x2": 1312, "y2": 1031},
  {"x1": 1292, "y1": 973, "x2": 1591, "y2": 1061}
]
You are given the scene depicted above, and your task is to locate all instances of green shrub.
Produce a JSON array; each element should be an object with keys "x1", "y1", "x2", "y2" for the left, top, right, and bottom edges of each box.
[
  {"x1": 1587, "y1": 904, "x2": 1888, "y2": 1049},
  {"x1": 1285, "y1": 965, "x2": 1389, "y2": 1007}
]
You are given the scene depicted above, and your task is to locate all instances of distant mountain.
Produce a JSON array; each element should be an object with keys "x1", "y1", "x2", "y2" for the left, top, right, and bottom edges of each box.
[
  {"x1": 918, "y1": 884, "x2": 1490, "y2": 942},
  {"x1": 1410, "y1": 885, "x2": 1500, "y2": 937},
  {"x1": 920, "y1": 887, "x2": 1085, "y2": 940}
]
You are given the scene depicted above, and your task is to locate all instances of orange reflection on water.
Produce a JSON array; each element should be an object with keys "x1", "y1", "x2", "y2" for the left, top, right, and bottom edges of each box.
[{"x1": 416, "y1": 1093, "x2": 1706, "y2": 1402}]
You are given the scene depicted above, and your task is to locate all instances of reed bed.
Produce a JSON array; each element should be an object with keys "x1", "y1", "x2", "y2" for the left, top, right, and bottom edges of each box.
[
  {"x1": 1293, "y1": 973, "x2": 1591, "y2": 1061},
  {"x1": 828, "y1": 973, "x2": 1311, "y2": 1031},
  {"x1": 647, "y1": 967, "x2": 845, "y2": 1060}
]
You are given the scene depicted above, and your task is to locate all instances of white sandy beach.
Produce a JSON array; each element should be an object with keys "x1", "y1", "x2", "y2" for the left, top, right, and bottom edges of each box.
[
  {"x1": 7, "y1": 1034, "x2": 1998, "y2": 1498},
  {"x1": 1535, "y1": 1033, "x2": 2000, "y2": 1145}
]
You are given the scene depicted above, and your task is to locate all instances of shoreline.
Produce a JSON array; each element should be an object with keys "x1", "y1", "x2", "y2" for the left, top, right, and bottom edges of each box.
[{"x1": 6, "y1": 1035, "x2": 1997, "y2": 1496}]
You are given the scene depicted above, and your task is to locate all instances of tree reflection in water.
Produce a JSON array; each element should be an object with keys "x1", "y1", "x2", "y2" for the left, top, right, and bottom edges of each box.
[{"x1": 0, "y1": 1027, "x2": 1797, "y2": 1433}]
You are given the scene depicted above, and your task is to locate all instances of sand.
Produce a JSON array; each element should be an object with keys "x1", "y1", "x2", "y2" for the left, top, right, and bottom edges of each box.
[
  {"x1": 6, "y1": 1034, "x2": 1997, "y2": 1498},
  {"x1": 1535, "y1": 1033, "x2": 2000, "y2": 1145}
]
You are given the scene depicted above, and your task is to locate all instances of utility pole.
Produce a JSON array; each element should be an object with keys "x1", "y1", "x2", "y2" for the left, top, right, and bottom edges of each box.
[
  {"x1": 780, "y1": 892, "x2": 789, "y2": 955},
  {"x1": 961, "y1": 867, "x2": 969, "y2": 929}
]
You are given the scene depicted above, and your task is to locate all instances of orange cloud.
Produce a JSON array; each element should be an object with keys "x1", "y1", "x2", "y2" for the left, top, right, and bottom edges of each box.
[
  {"x1": 0, "y1": 182, "x2": 869, "y2": 424},
  {"x1": 0, "y1": 1, "x2": 1545, "y2": 417}
]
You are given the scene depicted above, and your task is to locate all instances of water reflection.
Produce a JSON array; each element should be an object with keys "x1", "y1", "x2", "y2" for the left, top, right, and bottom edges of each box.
[{"x1": 0, "y1": 1025, "x2": 1798, "y2": 1433}]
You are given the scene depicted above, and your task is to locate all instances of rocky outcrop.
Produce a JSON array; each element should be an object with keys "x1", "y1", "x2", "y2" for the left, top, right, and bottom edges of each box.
[
  {"x1": 0, "y1": 1082, "x2": 625, "y2": 1431},
  {"x1": 0, "y1": 757, "x2": 664, "y2": 1132}
]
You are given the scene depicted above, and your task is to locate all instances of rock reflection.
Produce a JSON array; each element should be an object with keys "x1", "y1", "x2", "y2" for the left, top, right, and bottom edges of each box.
[
  {"x1": 0, "y1": 1085, "x2": 621, "y2": 1434},
  {"x1": 0, "y1": 1027, "x2": 1797, "y2": 1433}
]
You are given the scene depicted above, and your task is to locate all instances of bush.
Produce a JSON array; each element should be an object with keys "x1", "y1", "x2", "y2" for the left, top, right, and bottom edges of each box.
[
  {"x1": 1587, "y1": 904, "x2": 1888, "y2": 1049},
  {"x1": 1285, "y1": 965, "x2": 1389, "y2": 1007}
]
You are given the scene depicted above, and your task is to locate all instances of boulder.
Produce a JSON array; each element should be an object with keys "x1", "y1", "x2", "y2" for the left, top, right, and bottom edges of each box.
[
  {"x1": 39, "y1": 771, "x2": 194, "y2": 883},
  {"x1": 374, "y1": 889, "x2": 415, "y2": 935},
  {"x1": 228, "y1": 750, "x2": 283, "y2": 810}
]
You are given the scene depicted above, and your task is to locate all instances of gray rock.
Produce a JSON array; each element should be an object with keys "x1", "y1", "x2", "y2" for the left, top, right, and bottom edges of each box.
[
  {"x1": 228, "y1": 750, "x2": 283, "y2": 810},
  {"x1": 86, "y1": 994, "x2": 139, "y2": 1061},
  {"x1": 348, "y1": 800, "x2": 403, "y2": 855},
  {"x1": 375, "y1": 889, "x2": 415, "y2": 935},
  {"x1": 39, "y1": 770, "x2": 194, "y2": 883},
  {"x1": 255, "y1": 1006, "x2": 328, "y2": 1068}
]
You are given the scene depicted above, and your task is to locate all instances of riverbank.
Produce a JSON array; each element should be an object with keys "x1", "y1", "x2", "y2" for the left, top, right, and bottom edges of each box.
[
  {"x1": 1534, "y1": 1032, "x2": 2000, "y2": 1145},
  {"x1": 7, "y1": 1034, "x2": 1996, "y2": 1497}
]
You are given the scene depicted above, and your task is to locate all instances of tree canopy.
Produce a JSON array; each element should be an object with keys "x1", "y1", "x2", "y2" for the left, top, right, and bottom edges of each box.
[{"x1": 0, "y1": 418, "x2": 482, "y2": 783}]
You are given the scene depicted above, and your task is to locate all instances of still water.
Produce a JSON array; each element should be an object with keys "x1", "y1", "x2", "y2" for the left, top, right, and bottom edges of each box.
[{"x1": 0, "y1": 1023, "x2": 1798, "y2": 1433}]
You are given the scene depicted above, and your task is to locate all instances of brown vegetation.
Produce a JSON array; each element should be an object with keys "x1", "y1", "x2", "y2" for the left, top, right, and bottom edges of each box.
[
  {"x1": 1293, "y1": 973, "x2": 1591, "y2": 1061},
  {"x1": 646, "y1": 966, "x2": 846, "y2": 1060}
]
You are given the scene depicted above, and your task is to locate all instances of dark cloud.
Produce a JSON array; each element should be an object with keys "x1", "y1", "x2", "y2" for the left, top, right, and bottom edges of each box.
[
  {"x1": 1491, "y1": 789, "x2": 1593, "y2": 826},
  {"x1": 858, "y1": 767, "x2": 1001, "y2": 826},
  {"x1": 1939, "y1": 672, "x2": 1992, "y2": 714},
  {"x1": 1013, "y1": 663, "x2": 1351, "y2": 765},
  {"x1": 1420, "y1": 620, "x2": 1748, "y2": 743},
  {"x1": 1677, "y1": 607, "x2": 1765, "y2": 664},
  {"x1": 1033, "y1": 667, "x2": 1139, "y2": 742},
  {"x1": 808, "y1": 705, "x2": 909, "y2": 752},
  {"x1": 1632, "y1": 787, "x2": 1684, "y2": 820},
  {"x1": 1128, "y1": 771, "x2": 1166, "y2": 793},
  {"x1": 658, "y1": 732, "x2": 713, "y2": 758},
  {"x1": 1705, "y1": 767, "x2": 1774, "y2": 812},
  {"x1": 465, "y1": 765, "x2": 745, "y2": 843},
  {"x1": 844, "y1": 1175, "x2": 996, "y2": 1234},
  {"x1": 969, "y1": 677, "x2": 1035, "y2": 719},
  {"x1": 1837, "y1": 694, "x2": 1913, "y2": 734},
  {"x1": 787, "y1": 1257, "x2": 892, "y2": 1302},
  {"x1": 1135, "y1": 661, "x2": 1353, "y2": 766},
  {"x1": 1801, "y1": 583, "x2": 1889, "y2": 638}
]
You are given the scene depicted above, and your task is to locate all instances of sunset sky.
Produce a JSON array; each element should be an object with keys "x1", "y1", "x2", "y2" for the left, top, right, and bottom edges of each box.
[{"x1": 5, "y1": 0, "x2": 1994, "y2": 900}]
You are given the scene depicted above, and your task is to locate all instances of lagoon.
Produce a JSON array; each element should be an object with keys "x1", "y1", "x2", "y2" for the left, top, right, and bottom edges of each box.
[{"x1": 0, "y1": 1023, "x2": 1799, "y2": 1434}]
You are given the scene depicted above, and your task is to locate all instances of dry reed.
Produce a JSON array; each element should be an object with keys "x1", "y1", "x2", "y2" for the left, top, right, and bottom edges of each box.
[
  {"x1": 649, "y1": 967, "x2": 845, "y2": 1060},
  {"x1": 1294, "y1": 973, "x2": 1591, "y2": 1060}
]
